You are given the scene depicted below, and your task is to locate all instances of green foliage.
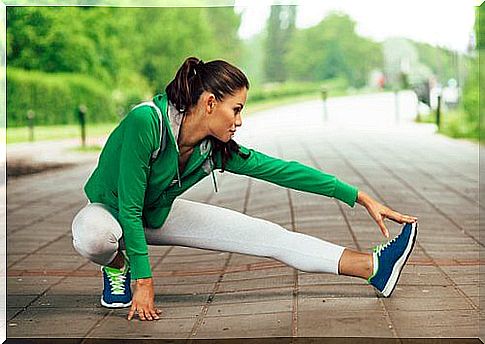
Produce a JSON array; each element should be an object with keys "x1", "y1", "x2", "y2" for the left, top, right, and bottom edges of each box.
[
  {"x1": 7, "y1": 7, "x2": 120, "y2": 85},
  {"x1": 240, "y1": 33, "x2": 266, "y2": 86},
  {"x1": 263, "y1": 5, "x2": 297, "y2": 82},
  {"x1": 247, "y1": 79, "x2": 348, "y2": 103},
  {"x1": 285, "y1": 12, "x2": 382, "y2": 87},
  {"x1": 7, "y1": 68, "x2": 118, "y2": 127},
  {"x1": 6, "y1": 6, "x2": 245, "y2": 126},
  {"x1": 417, "y1": 108, "x2": 478, "y2": 141},
  {"x1": 412, "y1": 41, "x2": 466, "y2": 85},
  {"x1": 477, "y1": 5, "x2": 485, "y2": 50}
]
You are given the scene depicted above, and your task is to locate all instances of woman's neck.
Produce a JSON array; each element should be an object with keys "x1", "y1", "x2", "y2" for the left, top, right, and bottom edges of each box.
[{"x1": 177, "y1": 109, "x2": 208, "y2": 149}]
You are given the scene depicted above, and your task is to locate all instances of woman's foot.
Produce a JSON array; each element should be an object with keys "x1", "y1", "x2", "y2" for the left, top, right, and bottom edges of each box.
[
  {"x1": 367, "y1": 222, "x2": 418, "y2": 297},
  {"x1": 101, "y1": 259, "x2": 132, "y2": 308}
]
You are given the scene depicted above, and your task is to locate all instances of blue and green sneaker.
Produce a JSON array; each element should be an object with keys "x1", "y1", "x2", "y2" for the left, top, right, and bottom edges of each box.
[
  {"x1": 101, "y1": 261, "x2": 132, "y2": 308},
  {"x1": 367, "y1": 222, "x2": 418, "y2": 297}
]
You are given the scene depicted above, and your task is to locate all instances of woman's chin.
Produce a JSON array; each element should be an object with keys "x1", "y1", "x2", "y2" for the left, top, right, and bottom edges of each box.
[{"x1": 212, "y1": 133, "x2": 233, "y2": 143}]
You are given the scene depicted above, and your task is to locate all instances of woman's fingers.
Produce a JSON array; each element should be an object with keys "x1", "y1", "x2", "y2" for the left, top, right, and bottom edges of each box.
[
  {"x1": 376, "y1": 217, "x2": 390, "y2": 238},
  {"x1": 127, "y1": 305, "x2": 136, "y2": 320},
  {"x1": 128, "y1": 307, "x2": 162, "y2": 321},
  {"x1": 385, "y1": 209, "x2": 417, "y2": 224},
  {"x1": 151, "y1": 308, "x2": 161, "y2": 320},
  {"x1": 138, "y1": 309, "x2": 147, "y2": 321}
]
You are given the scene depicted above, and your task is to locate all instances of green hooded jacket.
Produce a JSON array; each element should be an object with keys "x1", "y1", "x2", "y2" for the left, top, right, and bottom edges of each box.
[{"x1": 84, "y1": 93, "x2": 359, "y2": 279}]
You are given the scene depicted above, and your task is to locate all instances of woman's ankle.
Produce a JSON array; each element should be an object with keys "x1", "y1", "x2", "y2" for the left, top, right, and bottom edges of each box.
[
  {"x1": 338, "y1": 248, "x2": 374, "y2": 280},
  {"x1": 106, "y1": 250, "x2": 126, "y2": 270}
]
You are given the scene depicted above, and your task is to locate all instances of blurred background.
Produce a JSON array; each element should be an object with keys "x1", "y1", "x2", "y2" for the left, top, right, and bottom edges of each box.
[{"x1": 5, "y1": 1, "x2": 481, "y2": 144}]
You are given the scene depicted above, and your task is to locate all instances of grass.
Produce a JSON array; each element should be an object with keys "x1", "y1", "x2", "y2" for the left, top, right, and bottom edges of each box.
[
  {"x1": 6, "y1": 88, "x2": 363, "y2": 145},
  {"x1": 7, "y1": 122, "x2": 118, "y2": 144},
  {"x1": 416, "y1": 107, "x2": 479, "y2": 142}
]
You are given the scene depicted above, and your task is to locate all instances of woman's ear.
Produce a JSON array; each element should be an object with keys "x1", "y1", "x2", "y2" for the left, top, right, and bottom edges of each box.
[{"x1": 206, "y1": 93, "x2": 216, "y2": 113}]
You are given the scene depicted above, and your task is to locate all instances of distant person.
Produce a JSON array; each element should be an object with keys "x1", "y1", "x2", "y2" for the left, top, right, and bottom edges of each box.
[{"x1": 71, "y1": 57, "x2": 418, "y2": 321}]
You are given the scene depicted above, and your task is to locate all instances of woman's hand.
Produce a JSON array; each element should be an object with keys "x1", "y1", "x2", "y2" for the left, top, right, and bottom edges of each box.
[
  {"x1": 357, "y1": 190, "x2": 417, "y2": 238},
  {"x1": 127, "y1": 277, "x2": 162, "y2": 321}
]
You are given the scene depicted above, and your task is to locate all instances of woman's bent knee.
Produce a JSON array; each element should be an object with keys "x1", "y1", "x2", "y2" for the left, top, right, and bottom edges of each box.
[{"x1": 71, "y1": 203, "x2": 122, "y2": 266}]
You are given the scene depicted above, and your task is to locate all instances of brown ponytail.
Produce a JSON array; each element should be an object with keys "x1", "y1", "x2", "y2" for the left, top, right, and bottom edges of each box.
[{"x1": 165, "y1": 57, "x2": 251, "y2": 172}]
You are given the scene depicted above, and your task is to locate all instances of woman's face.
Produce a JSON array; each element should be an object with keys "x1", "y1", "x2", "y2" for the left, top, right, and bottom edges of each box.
[{"x1": 206, "y1": 88, "x2": 248, "y2": 143}]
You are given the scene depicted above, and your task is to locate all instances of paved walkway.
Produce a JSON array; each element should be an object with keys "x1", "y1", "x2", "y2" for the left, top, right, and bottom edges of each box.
[{"x1": 4, "y1": 92, "x2": 482, "y2": 340}]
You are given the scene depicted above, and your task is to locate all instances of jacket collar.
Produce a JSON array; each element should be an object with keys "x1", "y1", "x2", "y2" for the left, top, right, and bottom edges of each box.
[{"x1": 152, "y1": 93, "x2": 212, "y2": 159}]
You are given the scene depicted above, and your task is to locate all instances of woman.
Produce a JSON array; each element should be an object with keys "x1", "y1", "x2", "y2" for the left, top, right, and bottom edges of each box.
[{"x1": 71, "y1": 57, "x2": 418, "y2": 321}]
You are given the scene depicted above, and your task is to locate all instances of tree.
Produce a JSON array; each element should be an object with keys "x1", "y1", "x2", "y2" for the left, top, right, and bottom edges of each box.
[
  {"x1": 263, "y1": 5, "x2": 296, "y2": 82},
  {"x1": 285, "y1": 12, "x2": 382, "y2": 87}
]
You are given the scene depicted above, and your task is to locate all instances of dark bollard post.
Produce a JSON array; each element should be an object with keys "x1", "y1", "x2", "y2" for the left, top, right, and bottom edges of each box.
[
  {"x1": 321, "y1": 88, "x2": 328, "y2": 122},
  {"x1": 27, "y1": 110, "x2": 35, "y2": 142},
  {"x1": 436, "y1": 95, "x2": 441, "y2": 129},
  {"x1": 78, "y1": 105, "x2": 87, "y2": 147}
]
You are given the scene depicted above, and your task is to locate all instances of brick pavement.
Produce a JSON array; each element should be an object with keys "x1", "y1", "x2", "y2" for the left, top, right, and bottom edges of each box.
[{"x1": 4, "y1": 93, "x2": 482, "y2": 340}]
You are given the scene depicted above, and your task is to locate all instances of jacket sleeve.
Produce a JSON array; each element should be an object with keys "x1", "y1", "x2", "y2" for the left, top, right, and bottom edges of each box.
[
  {"x1": 117, "y1": 108, "x2": 159, "y2": 280},
  {"x1": 219, "y1": 144, "x2": 358, "y2": 207}
]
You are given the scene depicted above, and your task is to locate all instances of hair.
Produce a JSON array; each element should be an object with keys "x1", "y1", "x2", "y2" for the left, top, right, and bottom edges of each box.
[{"x1": 165, "y1": 57, "x2": 251, "y2": 172}]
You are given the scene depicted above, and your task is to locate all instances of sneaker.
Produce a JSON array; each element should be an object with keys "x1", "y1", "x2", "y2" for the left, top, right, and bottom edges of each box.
[
  {"x1": 101, "y1": 263, "x2": 132, "y2": 308},
  {"x1": 367, "y1": 222, "x2": 418, "y2": 297}
]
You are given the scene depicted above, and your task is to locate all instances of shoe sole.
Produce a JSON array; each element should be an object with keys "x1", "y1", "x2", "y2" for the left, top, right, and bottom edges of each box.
[
  {"x1": 100, "y1": 297, "x2": 132, "y2": 308},
  {"x1": 378, "y1": 222, "x2": 418, "y2": 298}
]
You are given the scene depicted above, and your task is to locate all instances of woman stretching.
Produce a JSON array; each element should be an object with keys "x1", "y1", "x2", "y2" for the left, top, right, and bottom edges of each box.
[{"x1": 71, "y1": 57, "x2": 418, "y2": 321}]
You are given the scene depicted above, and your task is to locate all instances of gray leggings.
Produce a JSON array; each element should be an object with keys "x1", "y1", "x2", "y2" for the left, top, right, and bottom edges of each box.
[{"x1": 71, "y1": 198, "x2": 345, "y2": 275}]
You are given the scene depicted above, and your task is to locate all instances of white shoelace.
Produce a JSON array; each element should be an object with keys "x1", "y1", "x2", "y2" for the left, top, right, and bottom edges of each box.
[
  {"x1": 106, "y1": 270, "x2": 127, "y2": 295},
  {"x1": 374, "y1": 234, "x2": 400, "y2": 257}
]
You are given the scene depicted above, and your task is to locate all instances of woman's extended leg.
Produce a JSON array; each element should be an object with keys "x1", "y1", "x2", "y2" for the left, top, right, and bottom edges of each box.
[{"x1": 144, "y1": 199, "x2": 373, "y2": 279}]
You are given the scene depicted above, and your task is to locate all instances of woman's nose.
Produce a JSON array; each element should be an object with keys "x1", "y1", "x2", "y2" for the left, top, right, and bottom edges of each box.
[{"x1": 235, "y1": 113, "x2": 242, "y2": 127}]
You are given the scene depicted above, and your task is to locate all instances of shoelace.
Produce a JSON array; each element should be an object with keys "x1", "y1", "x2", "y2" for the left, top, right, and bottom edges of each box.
[
  {"x1": 105, "y1": 269, "x2": 127, "y2": 295},
  {"x1": 373, "y1": 233, "x2": 401, "y2": 257}
]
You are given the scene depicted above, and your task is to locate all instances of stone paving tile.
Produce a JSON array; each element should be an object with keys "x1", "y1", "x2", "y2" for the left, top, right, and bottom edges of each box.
[
  {"x1": 397, "y1": 271, "x2": 450, "y2": 286},
  {"x1": 7, "y1": 294, "x2": 39, "y2": 309},
  {"x1": 206, "y1": 299, "x2": 292, "y2": 317},
  {"x1": 389, "y1": 285, "x2": 468, "y2": 301},
  {"x1": 29, "y1": 293, "x2": 102, "y2": 309},
  {"x1": 87, "y1": 314, "x2": 197, "y2": 339},
  {"x1": 7, "y1": 276, "x2": 63, "y2": 295},
  {"x1": 297, "y1": 309, "x2": 393, "y2": 337},
  {"x1": 213, "y1": 287, "x2": 293, "y2": 305},
  {"x1": 6, "y1": 308, "x2": 23, "y2": 321},
  {"x1": 8, "y1": 253, "x2": 85, "y2": 271},
  {"x1": 457, "y1": 283, "x2": 479, "y2": 297},
  {"x1": 389, "y1": 309, "x2": 479, "y2": 337},
  {"x1": 152, "y1": 260, "x2": 227, "y2": 272},
  {"x1": 194, "y1": 311, "x2": 292, "y2": 338},
  {"x1": 7, "y1": 307, "x2": 109, "y2": 337},
  {"x1": 33, "y1": 236, "x2": 79, "y2": 256},
  {"x1": 383, "y1": 296, "x2": 475, "y2": 312},
  {"x1": 154, "y1": 282, "x2": 216, "y2": 295},
  {"x1": 47, "y1": 276, "x2": 102, "y2": 295},
  {"x1": 162, "y1": 251, "x2": 228, "y2": 263},
  {"x1": 221, "y1": 267, "x2": 294, "y2": 282},
  {"x1": 298, "y1": 272, "x2": 363, "y2": 286},
  {"x1": 218, "y1": 274, "x2": 294, "y2": 293},
  {"x1": 6, "y1": 254, "x2": 28, "y2": 267},
  {"x1": 155, "y1": 293, "x2": 210, "y2": 305},
  {"x1": 299, "y1": 284, "x2": 376, "y2": 299},
  {"x1": 153, "y1": 274, "x2": 220, "y2": 285}
]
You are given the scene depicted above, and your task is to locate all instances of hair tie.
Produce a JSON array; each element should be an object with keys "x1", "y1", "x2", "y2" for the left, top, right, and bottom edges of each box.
[{"x1": 193, "y1": 60, "x2": 204, "y2": 76}]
